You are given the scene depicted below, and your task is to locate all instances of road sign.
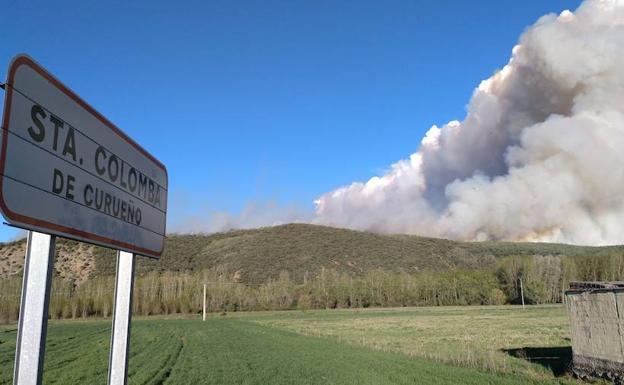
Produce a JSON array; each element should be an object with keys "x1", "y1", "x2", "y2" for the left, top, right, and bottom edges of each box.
[{"x1": 0, "y1": 55, "x2": 167, "y2": 258}]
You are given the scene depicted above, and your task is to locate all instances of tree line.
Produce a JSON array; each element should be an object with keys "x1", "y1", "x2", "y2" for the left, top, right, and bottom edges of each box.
[{"x1": 1, "y1": 253, "x2": 624, "y2": 322}]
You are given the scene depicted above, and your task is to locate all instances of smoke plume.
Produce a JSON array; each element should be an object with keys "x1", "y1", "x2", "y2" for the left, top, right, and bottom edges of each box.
[
  {"x1": 314, "y1": 0, "x2": 624, "y2": 245},
  {"x1": 169, "y1": 200, "x2": 312, "y2": 234}
]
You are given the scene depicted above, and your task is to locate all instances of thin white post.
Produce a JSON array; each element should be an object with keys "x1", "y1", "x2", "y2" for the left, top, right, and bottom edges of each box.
[
  {"x1": 13, "y1": 231, "x2": 56, "y2": 385},
  {"x1": 520, "y1": 277, "x2": 525, "y2": 311},
  {"x1": 203, "y1": 283, "x2": 206, "y2": 321},
  {"x1": 108, "y1": 251, "x2": 135, "y2": 385}
]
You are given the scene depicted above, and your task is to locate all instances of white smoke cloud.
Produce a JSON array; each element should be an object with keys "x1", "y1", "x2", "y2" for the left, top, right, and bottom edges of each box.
[
  {"x1": 169, "y1": 201, "x2": 312, "y2": 234},
  {"x1": 314, "y1": 0, "x2": 624, "y2": 245}
]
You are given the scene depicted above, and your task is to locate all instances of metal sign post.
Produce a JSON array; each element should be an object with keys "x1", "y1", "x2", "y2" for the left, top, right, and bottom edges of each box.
[
  {"x1": 108, "y1": 251, "x2": 136, "y2": 385},
  {"x1": 13, "y1": 231, "x2": 56, "y2": 385}
]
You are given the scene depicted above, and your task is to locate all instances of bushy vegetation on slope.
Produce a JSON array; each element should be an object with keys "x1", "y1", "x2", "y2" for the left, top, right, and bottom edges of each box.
[
  {"x1": 3, "y1": 252, "x2": 624, "y2": 322},
  {"x1": 2, "y1": 224, "x2": 624, "y2": 321},
  {"x1": 93, "y1": 224, "x2": 624, "y2": 283}
]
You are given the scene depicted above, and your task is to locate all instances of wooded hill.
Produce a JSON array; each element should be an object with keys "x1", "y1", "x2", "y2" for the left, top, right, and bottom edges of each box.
[{"x1": 1, "y1": 223, "x2": 622, "y2": 284}]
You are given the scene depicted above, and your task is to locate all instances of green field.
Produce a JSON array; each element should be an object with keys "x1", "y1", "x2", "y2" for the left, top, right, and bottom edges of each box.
[{"x1": 0, "y1": 305, "x2": 593, "y2": 385}]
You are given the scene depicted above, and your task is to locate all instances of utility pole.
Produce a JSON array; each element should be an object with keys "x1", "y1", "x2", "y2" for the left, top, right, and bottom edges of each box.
[
  {"x1": 519, "y1": 277, "x2": 525, "y2": 311},
  {"x1": 203, "y1": 283, "x2": 206, "y2": 321}
]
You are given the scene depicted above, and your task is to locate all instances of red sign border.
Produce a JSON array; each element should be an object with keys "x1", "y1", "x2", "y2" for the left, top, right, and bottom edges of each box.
[{"x1": 0, "y1": 55, "x2": 167, "y2": 258}]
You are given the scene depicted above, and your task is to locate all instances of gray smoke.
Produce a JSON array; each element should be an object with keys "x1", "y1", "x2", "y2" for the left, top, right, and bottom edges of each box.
[
  {"x1": 314, "y1": 0, "x2": 624, "y2": 245},
  {"x1": 169, "y1": 200, "x2": 312, "y2": 234}
]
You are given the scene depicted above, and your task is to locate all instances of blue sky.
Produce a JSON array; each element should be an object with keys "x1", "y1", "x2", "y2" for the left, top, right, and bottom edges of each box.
[{"x1": 0, "y1": 0, "x2": 581, "y2": 241}]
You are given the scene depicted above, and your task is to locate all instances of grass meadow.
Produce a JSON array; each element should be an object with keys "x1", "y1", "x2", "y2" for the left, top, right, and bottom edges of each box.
[
  {"x1": 248, "y1": 305, "x2": 574, "y2": 380},
  {"x1": 0, "y1": 305, "x2": 598, "y2": 385}
]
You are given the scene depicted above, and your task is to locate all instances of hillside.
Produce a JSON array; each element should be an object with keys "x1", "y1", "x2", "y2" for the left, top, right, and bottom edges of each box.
[{"x1": 2, "y1": 224, "x2": 623, "y2": 284}]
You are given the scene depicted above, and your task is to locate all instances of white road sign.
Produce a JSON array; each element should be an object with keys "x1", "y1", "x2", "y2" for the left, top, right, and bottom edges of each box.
[{"x1": 0, "y1": 55, "x2": 167, "y2": 258}]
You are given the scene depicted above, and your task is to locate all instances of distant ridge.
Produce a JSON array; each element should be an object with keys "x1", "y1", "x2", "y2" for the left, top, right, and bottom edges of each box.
[{"x1": 1, "y1": 224, "x2": 623, "y2": 284}]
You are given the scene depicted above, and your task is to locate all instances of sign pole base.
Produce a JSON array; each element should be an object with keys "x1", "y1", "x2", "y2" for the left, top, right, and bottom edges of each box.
[
  {"x1": 13, "y1": 231, "x2": 56, "y2": 385},
  {"x1": 108, "y1": 251, "x2": 135, "y2": 385}
]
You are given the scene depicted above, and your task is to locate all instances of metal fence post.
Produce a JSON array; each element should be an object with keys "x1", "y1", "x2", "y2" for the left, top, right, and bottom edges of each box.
[
  {"x1": 13, "y1": 231, "x2": 56, "y2": 385},
  {"x1": 108, "y1": 251, "x2": 135, "y2": 385},
  {"x1": 520, "y1": 277, "x2": 525, "y2": 311},
  {"x1": 203, "y1": 283, "x2": 206, "y2": 321}
]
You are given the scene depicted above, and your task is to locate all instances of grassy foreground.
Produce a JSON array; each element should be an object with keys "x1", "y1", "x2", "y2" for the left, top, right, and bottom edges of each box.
[
  {"x1": 0, "y1": 306, "x2": 587, "y2": 385},
  {"x1": 249, "y1": 305, "x2": 572, "y2": 378}
]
